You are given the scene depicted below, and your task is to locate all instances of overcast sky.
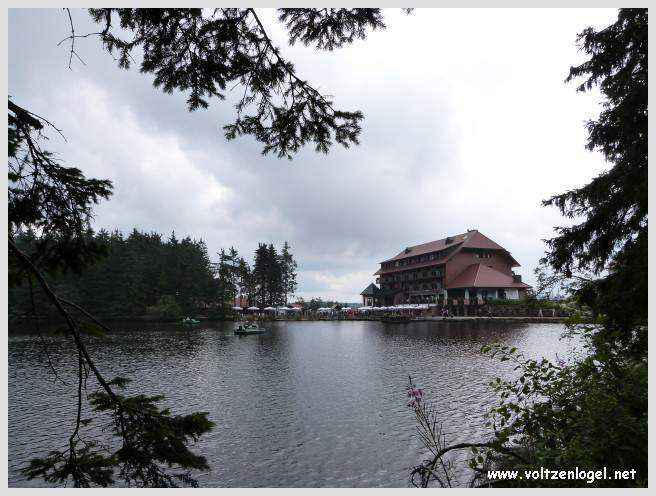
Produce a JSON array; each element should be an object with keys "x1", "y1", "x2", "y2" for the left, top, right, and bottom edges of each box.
[{"x1": 9, "y1": 8, "x2": 617, "y2": 302}]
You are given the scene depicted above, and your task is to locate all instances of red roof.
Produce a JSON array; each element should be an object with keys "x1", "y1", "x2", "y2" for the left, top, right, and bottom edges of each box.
[
  {"x1": 377, "y1": 230, "x2": 520, "y2": 274},
  {"x1": 447, "y1": 263, "x2": 531, "y2": 289},
  {"x1": 461, "y1": 231, "x2": 520, "y2": 266},
  {"x1": 381, "y1": 231, "x2": 470, "y2": 263},
  {"x1": 460, "y1": 230, "x2": 506, "y2": 251}
]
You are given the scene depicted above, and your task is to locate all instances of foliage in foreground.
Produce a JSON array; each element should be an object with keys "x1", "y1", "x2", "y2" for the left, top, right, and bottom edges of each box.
[
  {"x1": 9, "y1": 7, "x2": 404, "y2": 488},
  {"x1": 83, "y1": 8, "x2": 393, "y2": 158},
  {"x1": 409, "y1": 8, "x2": 647, "y2": 488},
  {"x1": 22, "y1": 377, "x2": 214, "y2": 488},
  {"x1": 9, "y1": 102, "x2": 216, "y2": 487},
  {"x1": 409, "y1": 336, "x2": 647, "y2": 487},
  {"x1": 478, "y1": 340, "x2": 647, "y2": 487}
]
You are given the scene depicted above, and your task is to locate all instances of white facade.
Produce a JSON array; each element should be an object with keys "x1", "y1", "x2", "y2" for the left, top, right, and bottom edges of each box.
[
  {"x1": 506, "y1": 288, "x2": 519, "y2": 300},
  {"x1": 462, "y1": 288, "x2": 517, "y2": 300}
]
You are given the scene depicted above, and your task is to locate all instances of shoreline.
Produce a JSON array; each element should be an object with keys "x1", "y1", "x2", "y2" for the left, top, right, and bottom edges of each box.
[
  {"x1": 8, "y1": 315, "x2": 573, "y2": 333},
  {"x1": 307, "y1": 316, "x2": 570, "y2": 324}
]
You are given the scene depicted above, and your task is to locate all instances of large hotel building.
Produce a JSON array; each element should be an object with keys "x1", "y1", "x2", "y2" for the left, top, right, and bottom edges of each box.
[{"x1": 361, "y1": 229, "x2": 531, "y2": 306}]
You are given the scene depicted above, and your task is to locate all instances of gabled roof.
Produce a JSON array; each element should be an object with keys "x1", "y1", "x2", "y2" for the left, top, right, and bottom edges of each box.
[
  {"x1": 447, "y1": 263, "x2": 531, "y2": 289},
  {"x1": 360, "y1": 283, "x2": 380, "y2": 296},
  {"x1": 459, "y1": 230, "x2": 506, "y2": 251},
  {"x1": 379, "y1": 230, "x2": 520, "y2": 268},
  {"x1": 460, "y1": 231, "x2": 520, "y2": 267},
  {"x1": 381, "y1": 231, "x2": 470, "y2": 263}
]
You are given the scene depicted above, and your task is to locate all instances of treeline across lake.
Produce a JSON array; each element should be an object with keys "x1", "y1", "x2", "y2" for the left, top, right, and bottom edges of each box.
[
  {"x1": 215, "y1": 242, "x2": 297, "y2": 309},
  {"x1": 9, "y1": 228, "x2": 297, "y2": 322}
]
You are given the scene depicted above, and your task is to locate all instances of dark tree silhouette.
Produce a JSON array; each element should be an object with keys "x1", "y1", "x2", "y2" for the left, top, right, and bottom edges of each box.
[
  {"x1": 542, "y1": 7, "x2": 647, "y2": 350},
  {"x1": 63, "y1": 8, "x2": 400, "y2": 158},
  {"x1": 9, "y1": 107, "x2": 214, "y2": 488},
  {"x1": 410, "y1": 9, "x2": 648, "y2": 487},
  {"x1": 10, "y1": 8, "x2": 397, "y2": 486}
]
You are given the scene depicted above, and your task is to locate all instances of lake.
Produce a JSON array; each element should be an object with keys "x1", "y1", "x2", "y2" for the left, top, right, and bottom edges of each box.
[{"x1": 8, "y1": 320, "x2": 581, "y2": 487}]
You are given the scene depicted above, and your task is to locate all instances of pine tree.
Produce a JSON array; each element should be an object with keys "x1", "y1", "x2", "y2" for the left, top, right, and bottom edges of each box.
[
  {"x1": 9, "y1": 7, "x2": 404, "y2": 487},
  {"x1": 252, "y1": 244, "x2": 269, "y2": 308},
  {"x1": 216, "y1": 247, "x2": 239, "y2": 317},
  {"x1": 266, "y1": 244, "x2": 283, "y2": 306},
  {"x1": 83, "y1": 9, "x2": 392, "y2": 158},
  {"x1": 280, "y1": 241, "x2": 298, "y2": 304},
  {"x1": 542, "y1": 8, "x2": 647, "y2": 352}
]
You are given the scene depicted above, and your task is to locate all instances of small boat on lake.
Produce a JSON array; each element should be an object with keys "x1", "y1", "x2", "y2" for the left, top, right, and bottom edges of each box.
[
  {"x1": 234, "y1": 323, "x2": 266, "y2": 335},
  {"x1": 181, "y1": 317, "x2": 201, "y2": 326}
]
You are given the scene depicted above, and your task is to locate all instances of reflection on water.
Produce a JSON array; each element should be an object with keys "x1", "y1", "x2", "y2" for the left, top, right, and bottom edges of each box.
[{"x1": 8, "y1": 320, "x2": 580, "y2": 487}]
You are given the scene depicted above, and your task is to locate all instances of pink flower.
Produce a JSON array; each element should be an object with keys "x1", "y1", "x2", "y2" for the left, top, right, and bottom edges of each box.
[
  {"x1": 555, "y1": 354, "x2": 566, "y2": 368},
  {"x1": 407, "y1": 387, "x2": 424, "y2": 399}
]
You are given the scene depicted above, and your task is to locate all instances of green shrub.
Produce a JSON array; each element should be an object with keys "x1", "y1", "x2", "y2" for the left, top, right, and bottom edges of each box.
[{"x1": 146, "y1": 295, "x2": 183, "y2": 321}]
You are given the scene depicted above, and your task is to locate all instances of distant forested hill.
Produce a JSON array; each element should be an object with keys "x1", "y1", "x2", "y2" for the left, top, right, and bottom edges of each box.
[{"x1": 9, "y1": 228, "x2": 218, "y2": 322}]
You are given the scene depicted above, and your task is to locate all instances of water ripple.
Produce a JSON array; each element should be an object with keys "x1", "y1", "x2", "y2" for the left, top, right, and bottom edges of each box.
[{"x1": 8, "y1": 320, "x2": 580, "y2": 487}]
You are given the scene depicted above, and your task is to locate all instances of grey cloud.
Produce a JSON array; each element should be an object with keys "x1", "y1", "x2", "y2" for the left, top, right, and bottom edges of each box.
[{"x1": 9, "y1": 8, "x2": 617, "y2": 301}]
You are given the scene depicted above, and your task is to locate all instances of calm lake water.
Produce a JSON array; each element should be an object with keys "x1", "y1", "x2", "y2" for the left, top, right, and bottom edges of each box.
[{"x1": 8, "y1": 320, "x2": 581, "y2": 487}]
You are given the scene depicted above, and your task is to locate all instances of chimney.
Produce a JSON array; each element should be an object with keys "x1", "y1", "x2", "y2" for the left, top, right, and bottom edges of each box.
[{"x1": 512, "y1": 274, "x2": 522, "y2": 283}]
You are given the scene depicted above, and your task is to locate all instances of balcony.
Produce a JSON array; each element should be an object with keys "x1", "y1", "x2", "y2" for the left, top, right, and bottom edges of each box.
[{"x1": 408, "y1": 289, "x2": 441, "y2": 296}]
